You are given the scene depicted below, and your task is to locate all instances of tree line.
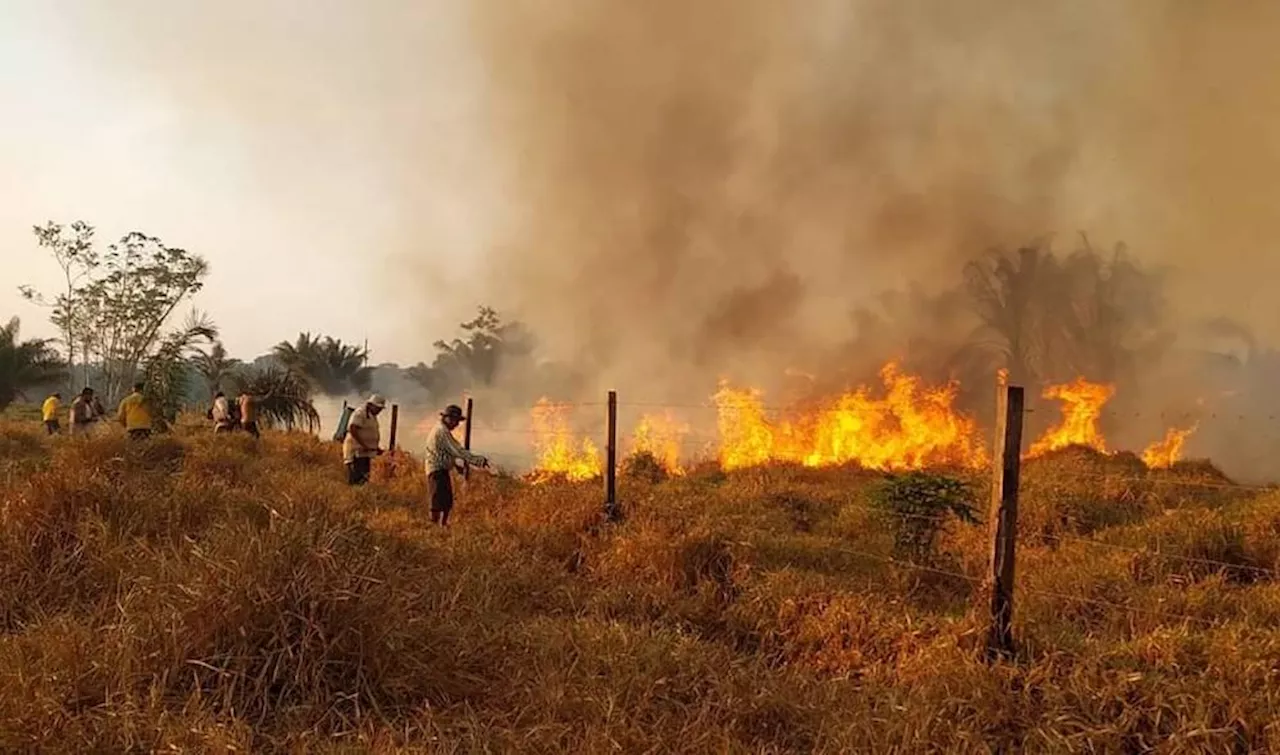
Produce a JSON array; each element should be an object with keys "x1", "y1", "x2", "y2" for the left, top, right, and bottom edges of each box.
[
  {"x1": 5, "y1": 221, "x2": 548, "y2": 430},
  {"x1": 5, "y1": 219, "x2": 1263, "y2": 434}
]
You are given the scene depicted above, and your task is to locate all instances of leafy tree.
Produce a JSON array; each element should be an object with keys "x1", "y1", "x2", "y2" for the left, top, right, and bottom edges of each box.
[
  {"x1": 190, "y1": 340, "x2": 241, "y2": 395},
  {"x1": 141, "y1": 312, "x2": 218, "y2": 426},
  {"x1": 20, "y1": 221, "x2": 98, "y2": 391},
  {"x1": 272, "y1": 333, "x2": 371, "y2": 396},
  {"x1": 231, "y1": 366, "x2": 320, "y2": 432},
  {"x1": 0, "y1": 317, "x2": 66, "y2": 412},
  {"x1": 22, "y1": 223, "x2": 209, "y2": 404}
]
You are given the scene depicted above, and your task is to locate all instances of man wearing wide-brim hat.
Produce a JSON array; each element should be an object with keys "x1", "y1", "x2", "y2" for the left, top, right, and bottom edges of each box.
[
  {"x1": 423, "y1": 403, "x2": 489, "y2": 526},
  {"x1": 344, "y1": 394, "x2": 387, "y2": 485}
]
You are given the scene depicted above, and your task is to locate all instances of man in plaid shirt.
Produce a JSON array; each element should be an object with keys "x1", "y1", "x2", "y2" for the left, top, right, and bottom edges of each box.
[{"x1": 423, "y1": 404, "x2": 489, "y2": 526}]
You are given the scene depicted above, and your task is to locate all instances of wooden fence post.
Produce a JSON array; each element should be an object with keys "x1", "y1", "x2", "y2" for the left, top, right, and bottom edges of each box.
[
  {"x1": 388, "y1": 404, "x2": 399, "y2": 451},
  {"x1": 986, "y1": 382, "x2": 1025, "y2": 662},
  {"x1": 604, "y1": 390, "x2": 619, "y2": 522},
  {"x1": 463, "y1": 397, "x2": 475, "y2": 480}
]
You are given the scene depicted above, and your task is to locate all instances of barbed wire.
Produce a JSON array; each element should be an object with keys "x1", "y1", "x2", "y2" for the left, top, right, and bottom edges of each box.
[
  {"x1": 773, "y1": 541, "x2": 1223, "y2": 628},
  {"x1": 1040, "y1": 532, "x2": 1279, "y2": 578}
]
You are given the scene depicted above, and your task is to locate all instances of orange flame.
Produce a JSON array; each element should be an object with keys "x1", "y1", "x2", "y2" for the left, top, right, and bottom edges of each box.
[
  {"x1": 714, "y1": 363, "x2": 987, "y2": 471},
  {"x1": 530, "y1": 398, "x2": 601, "y2": 482},
  {"x1": 1028, "y1": 378, "x2": 1115, "y2": 456},
  {"x1": 1142, "y1": 425, "x2": 1196, "y2": 469},
  {"x1": 631, "y1": 412, "x2": 690, "y2": 473}
]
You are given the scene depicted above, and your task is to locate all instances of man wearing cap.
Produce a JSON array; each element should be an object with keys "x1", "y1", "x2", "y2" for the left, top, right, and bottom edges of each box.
[
  {"x1": 422, "y1": 404, "x2": 489, "y2": 526},
  {"x1": 344, "y1": 394, "x2": 386, "y2": 485}
]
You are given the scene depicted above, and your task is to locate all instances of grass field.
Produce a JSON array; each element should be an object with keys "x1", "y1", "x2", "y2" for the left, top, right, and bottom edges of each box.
[{"x1": 1, "y1": 411, "x2": 1279, "y2": 752}]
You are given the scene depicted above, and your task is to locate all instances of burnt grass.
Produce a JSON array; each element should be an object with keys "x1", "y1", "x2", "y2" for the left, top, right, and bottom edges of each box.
[{"x1": 1, "y1": 425, "x2": 1280, "y2": 752}]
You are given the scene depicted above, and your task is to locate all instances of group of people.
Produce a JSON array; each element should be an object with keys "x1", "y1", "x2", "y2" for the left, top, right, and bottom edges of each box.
[
  {"x1": 208, "y1": 391, "x2": 262, "y2": 438},
  {"x1": 41, "y1": 382, "x2": 155, "y2": 439},
  {"x1": 39, "y1": 385, "x2": 492, "y2": 527},
  {"x1": 342, "y1": 395, "x2": 490, "y2": 526}
]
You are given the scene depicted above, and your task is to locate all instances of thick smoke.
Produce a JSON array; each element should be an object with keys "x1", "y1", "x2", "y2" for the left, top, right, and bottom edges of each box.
[{"x1": 458, "y1": 1, "x2": 1280, "y2": 402}]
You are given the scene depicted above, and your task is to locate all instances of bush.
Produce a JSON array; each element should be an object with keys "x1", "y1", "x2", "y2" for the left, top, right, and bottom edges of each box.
[{"x1": 870, "y1": 472, "x2": 978, "y2": 563}]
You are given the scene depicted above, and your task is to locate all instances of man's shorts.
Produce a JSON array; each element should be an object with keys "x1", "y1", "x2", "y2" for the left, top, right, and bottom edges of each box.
[
  {"x1": 44, "y1": 420, "x2": 60, "y2": 435},
  {"x1": 428, "y1": 469, "x2": 454, "y2": 513},
  {"x1": 128, "y1": 429, "x2": 152, "y2": 441}
]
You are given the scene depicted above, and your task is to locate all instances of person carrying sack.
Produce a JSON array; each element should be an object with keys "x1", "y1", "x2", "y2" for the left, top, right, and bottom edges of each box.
[{"x1": 422, "y1": 404, "x2": 489, "y2": 527}]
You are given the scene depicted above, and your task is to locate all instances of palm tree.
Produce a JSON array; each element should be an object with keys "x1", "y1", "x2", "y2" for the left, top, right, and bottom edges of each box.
[
  {"x1": 272, "y1": 332, "x2": 372, "y2": 396},
  {"x1": 232, "y1": 366, "x2": 320, "y2": 432},
  {"x1": 0, "y1": 317, "x2": 67, "y2": 412},
  {"x1": 958, "y1": 245, "x2": 1057, "y2": 385},
  {"x1": 190, "y1": 340, "x2": 241, "y2": 395},
  {"x1": 141, "y1": 312, "x2": 218, "y2": 425}
]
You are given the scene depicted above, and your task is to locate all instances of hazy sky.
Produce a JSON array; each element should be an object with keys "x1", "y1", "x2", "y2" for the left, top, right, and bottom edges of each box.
[{"x1": 1, "y1": 0, "x2": 491, "y2": 365}]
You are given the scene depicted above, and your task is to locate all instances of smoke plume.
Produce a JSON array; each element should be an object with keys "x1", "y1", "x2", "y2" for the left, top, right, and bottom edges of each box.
[{"x1": 457, "y1": 0, "x2": 1280, "y2": 403}]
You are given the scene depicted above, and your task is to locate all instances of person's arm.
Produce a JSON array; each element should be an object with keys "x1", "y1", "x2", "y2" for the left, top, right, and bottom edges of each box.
[
  {"x1": 441, "y1": 427, "x2": 487, "y2": 467},
  {"x1": 117, "y1": 399, "x2": 128, "y2": 426}
]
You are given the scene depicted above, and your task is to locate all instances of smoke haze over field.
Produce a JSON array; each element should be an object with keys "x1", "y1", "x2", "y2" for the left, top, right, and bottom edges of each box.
[{"x1": 461, "y1": 0, "x2": 1280, "y2": 398}]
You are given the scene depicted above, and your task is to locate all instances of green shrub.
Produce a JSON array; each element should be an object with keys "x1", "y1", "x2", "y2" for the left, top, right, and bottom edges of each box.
[{"x1": 870, "y1": 472, "x2": 978, "y2": 562}]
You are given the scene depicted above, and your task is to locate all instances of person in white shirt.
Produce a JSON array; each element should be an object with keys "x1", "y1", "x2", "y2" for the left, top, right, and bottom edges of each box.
[
  {"x1": 211, "y1": 391, "x2": 233, "y2": 433},
  {"x1": 344, "y1": 394, "x2": 387, "y2": 485},
  {"x1": 423, "y1": 404, "x2": 488, "y2": 526}
]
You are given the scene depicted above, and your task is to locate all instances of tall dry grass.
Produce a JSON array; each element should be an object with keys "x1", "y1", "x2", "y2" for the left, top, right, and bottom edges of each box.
[{"x1": 1, "y1": 420, "x2": 1279, "y2": 752}]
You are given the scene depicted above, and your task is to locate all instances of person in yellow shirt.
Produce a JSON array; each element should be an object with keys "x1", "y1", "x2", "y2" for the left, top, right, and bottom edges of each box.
[
  {"x1": 41, "y1": 392, "x2": 62, "y2": 435},
  {"x1": 117, "y1": 382, "x2": 154, "y2": 440}
]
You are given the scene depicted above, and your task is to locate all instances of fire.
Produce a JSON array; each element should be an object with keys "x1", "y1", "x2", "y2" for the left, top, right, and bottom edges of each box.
[
  {"x1": 1142, "y1": 425, "x2": 1196, "y2": 469},
  {"x1": 1028, "y1": 378, "x2": 1115, "y2": 456},
  {"x1": 529, "y1": 398, "x2": 601, "y2": 482},
  {"x1": 631, "y1": 412, "x2": 690, "y2": 473},
  {"x1": 714, "y1": 363, "x2": 987, "y2": 472}
]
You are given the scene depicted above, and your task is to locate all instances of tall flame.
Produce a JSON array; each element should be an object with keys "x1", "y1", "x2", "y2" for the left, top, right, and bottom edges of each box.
[
  {"x1": 1142, "y1": 425, "x2": 1196, "y2": 469},
  {"x1": 631, "y1": 412, "x2": 690, "y2": 473},
  {"x1": 714, "y1": 363, "x2": 987, "y2": 471},
  {"x1": 1028, "y1": 378, "x2": 1115, "y2": 456},
  {"x1": 530, "y1": 398, "x2": 601, "y2": 482}
]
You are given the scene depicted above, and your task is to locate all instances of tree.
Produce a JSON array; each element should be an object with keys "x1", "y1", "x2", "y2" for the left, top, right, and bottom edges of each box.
[
  {"x1": 20, "y1": 221, "x2": 99, "y2": 390},
  {"x1": 190, "y1": 340, "x2": 241, "y2": 395},
  {"x1": 80, "y1": 232, "x2": 209, "y2": 402},
  {"x1": 408, "y1": 306, "x2": 536, "y2": 399},
  {"x1": 0, "y1": 317, "x2": 66, "y2": 412},
  {"x1": 957, "y1": 239, "x2": 1169, "y2": 387},
  {"x1": 272, "y1": 333, "x2": 372, "y2": 396},
  {"x1": 22, "y1": 224, "x2": 209, "y2": 404},
  {"x1": 141, "y1": 312, "x2": 218, "y2": 426},
  {"x1": 231, "y1": 366, "x2": 320, "y2": 432},
  {"x1": 959, "y1": 245, "x2": 1055, "y2": 386}
]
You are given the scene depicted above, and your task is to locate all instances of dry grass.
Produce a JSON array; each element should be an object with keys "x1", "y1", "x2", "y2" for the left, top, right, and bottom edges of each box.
[{"x1": 1, "y1": 420, "x2": 1279, "y2": 752}]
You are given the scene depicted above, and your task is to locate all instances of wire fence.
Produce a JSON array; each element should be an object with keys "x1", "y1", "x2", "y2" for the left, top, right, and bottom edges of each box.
[{"x1": 367, "y1": 387, "x2": 1280, "y2": 638}]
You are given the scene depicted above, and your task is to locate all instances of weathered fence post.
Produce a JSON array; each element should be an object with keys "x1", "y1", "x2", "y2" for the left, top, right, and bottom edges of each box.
[
  {"x1": 389, "y1": 404, "x2": 399, "y2": 451},
  {"x1": 604, "y1": 390, "x2": 620, "y2": 522},
  {"x1": 463, "y1": 397, "x2": 475, "y2": 480},
  {"x1": 986, "y1": 382, "x2": 1025, "y2": 662}
]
